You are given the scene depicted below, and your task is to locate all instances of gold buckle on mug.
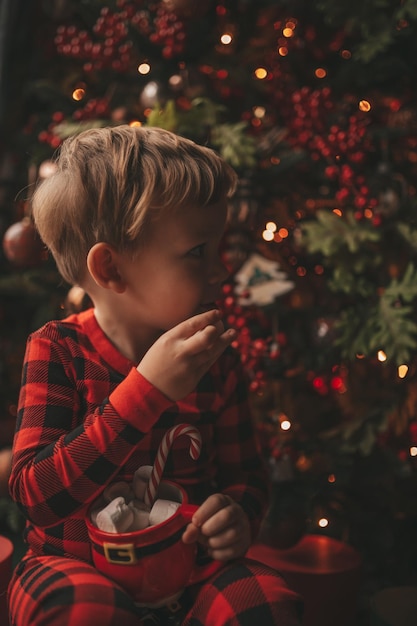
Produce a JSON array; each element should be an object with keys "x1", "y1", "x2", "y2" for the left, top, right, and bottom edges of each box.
[{"x1": 103, "y1": 542, "x2": 137, "y2": 564}]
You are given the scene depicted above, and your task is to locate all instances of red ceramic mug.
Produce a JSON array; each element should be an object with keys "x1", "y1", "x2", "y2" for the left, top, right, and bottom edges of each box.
[{"x1": 86, "y1": 480, "x2": 222, "y2": 607}]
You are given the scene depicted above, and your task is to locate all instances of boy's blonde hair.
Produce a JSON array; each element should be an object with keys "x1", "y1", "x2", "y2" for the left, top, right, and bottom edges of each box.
[{"x1": 32, "y1": 125, "x2": 238, "y2": 285}]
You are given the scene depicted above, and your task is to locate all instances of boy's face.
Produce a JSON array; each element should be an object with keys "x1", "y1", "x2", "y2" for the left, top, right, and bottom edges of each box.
[{"x1": 118, "y1": 200, "x2": 229, "y2": 336}]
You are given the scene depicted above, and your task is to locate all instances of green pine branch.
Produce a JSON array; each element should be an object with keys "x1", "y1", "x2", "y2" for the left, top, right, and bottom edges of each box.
[
  {"x1": 316, "y1": 0, "x2": 417, "y2": 61},
  {"x1": 335, "y1": 264, "x2": 417, "y2": 364},
  {"x1": 301, "y1": 210, "x2": 380, "y2": 257},
  {"x1": 146, "y1": 98, "x2": 256, "y2": 169}
]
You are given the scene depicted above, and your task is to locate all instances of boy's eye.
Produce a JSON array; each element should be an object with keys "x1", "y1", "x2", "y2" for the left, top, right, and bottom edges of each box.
[{"x1": 188, "y1": 244, "x2": 205, "y2": 258}]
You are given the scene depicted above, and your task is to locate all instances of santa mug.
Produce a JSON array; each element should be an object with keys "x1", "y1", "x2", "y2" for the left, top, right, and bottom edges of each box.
[{"x1": 86, "y1": 480, "x2": 222, "y2": 606}]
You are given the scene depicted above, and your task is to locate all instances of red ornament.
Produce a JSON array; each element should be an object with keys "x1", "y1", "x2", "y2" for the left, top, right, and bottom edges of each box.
[{"x1": 2, "y1": 218, "x2": 45, "y2": 268}]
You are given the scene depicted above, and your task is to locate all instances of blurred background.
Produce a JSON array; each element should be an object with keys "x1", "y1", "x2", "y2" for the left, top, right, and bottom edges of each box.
[{"x1": 1, "y1": 1, "x2": 417, "y2": 623}]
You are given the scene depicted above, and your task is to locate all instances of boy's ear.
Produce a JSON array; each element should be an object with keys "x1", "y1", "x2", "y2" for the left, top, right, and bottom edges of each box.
[{"x1": 87, "y1": 243, "x2": 126, "y2": 293}]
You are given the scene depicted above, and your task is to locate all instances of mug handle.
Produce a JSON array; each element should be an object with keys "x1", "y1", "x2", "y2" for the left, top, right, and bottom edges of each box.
[{"x1": 180, "y1": 504, "x2": 224, "y2": 584}]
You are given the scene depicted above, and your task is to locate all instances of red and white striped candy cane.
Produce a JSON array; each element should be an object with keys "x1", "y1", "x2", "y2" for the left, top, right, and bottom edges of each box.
[{"x1": 144, "y1": 423, "x2": 202, "y2": 508}]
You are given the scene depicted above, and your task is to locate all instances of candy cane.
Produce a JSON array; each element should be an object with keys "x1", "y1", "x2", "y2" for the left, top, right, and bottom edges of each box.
[{"x1": 144, "y1": 424, "x2": 202, "y2": 508}]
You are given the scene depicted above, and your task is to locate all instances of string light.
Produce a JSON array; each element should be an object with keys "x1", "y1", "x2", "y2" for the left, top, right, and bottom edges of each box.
[
  {"x1": 359, "y1": 99, "x2": 371, "y2": 112},
  {"x1": 169, "y1": 74, "x2": 182, "y2": 88},
  {"x1": 410, "y1": 447, "x2": 417, "y2": 457},
  {"x1": 72, "y1": 87, "x2": 86, "y2": 101},
  {"x1": 266, "y1": 221, "x2": 277, "y2": 232},
  {"x1": 138, "y1": 62, "x2": 151, "y2": 74},
  {"x1": 220, "y1": 33, "x2": 233, "y2": 45},
  {"x1": 254, "y1": 67, "x2": 268, "y2": 80},
  {"x1": 398, "y1": 364, "x2": 409, "y2": 378},
  {"x1": 377, "y1": 350, "x2": 387, "y2": 362},
  {"x1": 262, "y1": 229, "x2": 274, "y2": 241},
  {"x1": 318, "y1": 518, "x2": 329, "y2": 528},
  {"x1": 253, "y1": 106, "x2": 266, "y2": 118},
  {"x1": 280, "y1": 418, "x2": 292, "y2": 431},
  {"x1": 315, "y1": 67, "x2": 327, "y2": 79}
]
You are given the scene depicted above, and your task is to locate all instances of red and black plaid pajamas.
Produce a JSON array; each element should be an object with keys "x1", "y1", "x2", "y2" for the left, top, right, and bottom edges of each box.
[{"x1": 8, "y1": 308, "x2": 302, "y2": 625}]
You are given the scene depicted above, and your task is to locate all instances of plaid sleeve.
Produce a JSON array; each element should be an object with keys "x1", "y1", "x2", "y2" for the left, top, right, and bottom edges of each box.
[
  {"x1": 9, "y1": 330, "x2": 173, "y2": 528},
  {"x1": 214, "y1": 349, "x2": 270, "y2": 539}
]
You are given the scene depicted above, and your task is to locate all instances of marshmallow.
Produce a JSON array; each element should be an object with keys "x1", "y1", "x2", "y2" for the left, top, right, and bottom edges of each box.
[
  {"x1": 103, "y1": 481, "x2": 134, "y2": 504},
  {"x1": 95, "y1": 497, "x2": 134, "y2": 533},
  {"x1": 149, "y1": 499, "x2": 180, "y2": 526},
  {"x1": 127, "y1": 500, "x2": 151, "y2": 531},
  {"x1": 132, "y1": 465, "x2": 153, "y2": 501}
]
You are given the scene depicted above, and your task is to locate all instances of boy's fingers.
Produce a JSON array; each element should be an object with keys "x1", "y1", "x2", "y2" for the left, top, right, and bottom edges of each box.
[
  {"x1": 182, "y1": 522, "x2": 200, "y2": 544},
  {"x1": 191, "y1": 494, "x2": 233, "y2": 528},
  {"x1": 174, "y1": 309, "x2": 222, "y2": 339}
]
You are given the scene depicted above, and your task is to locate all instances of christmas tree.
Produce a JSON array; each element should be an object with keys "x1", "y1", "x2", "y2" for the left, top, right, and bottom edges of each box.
[{"x1": 2, "y1": 0, "x2": 417, "y2": 614}]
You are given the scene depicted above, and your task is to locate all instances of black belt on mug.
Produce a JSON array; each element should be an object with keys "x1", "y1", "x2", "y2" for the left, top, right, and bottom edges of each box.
[{"x1": 91, "y1": 526, "x2": 185, "y2": 564}]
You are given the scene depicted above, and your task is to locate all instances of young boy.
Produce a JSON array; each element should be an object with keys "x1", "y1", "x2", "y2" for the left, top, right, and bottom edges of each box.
[{"x1": 8, "y1": 126, "x2": 302, "y2": 625}]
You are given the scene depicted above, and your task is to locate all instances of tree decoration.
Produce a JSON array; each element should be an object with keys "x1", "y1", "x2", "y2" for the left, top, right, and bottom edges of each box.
[
  {"x1": 5, "y1": 0, "x2": 417, "y2": 603},
  {"x1": 234, "y1": 253, "x2": 294, "y2": 307},
  {"x1": 2, "y1": 217, "x2": 45, "y2": 269},
  {"x1": 54, "y1": 1, "x2": 188, "y2": 71}
]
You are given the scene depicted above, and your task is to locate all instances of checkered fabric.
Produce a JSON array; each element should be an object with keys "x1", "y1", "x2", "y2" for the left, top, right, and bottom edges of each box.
[
  {"x1": 8, "y1": 554, "x2": 302, "y2": 625},
  {"x1": 9, "y1": 308, "x2": 268, "y2": 563},
  {"x1": 182, "y1": 558, "x2": 303, "y2": 626},
  {"x1": 8, "y1": 308, "x2": 278, "y2": 622}
]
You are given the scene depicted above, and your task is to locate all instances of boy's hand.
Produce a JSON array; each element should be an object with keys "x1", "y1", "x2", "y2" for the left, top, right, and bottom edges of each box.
[
  {"x1": 182, "y1": 493, "x2": 251, "y2": 561},
  {"x1": 137, "y1": 309, "x2": 236, "y2": 401}
]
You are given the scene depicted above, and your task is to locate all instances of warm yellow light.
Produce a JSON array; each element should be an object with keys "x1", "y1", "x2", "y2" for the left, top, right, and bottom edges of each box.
[
  {"x1": 138, "y1": 62, "x2": 151, "y2": 75},
  {"x1": 378, "y1": 350, "x2": 387, "y2": 362},
  {"x1": 253, "y1": 106, "x2": 266, "y2": 118},
  {"x1": 38, "y1": 160, "x2": 58, "y2": 179},
  {"x1": 283, "y1": 27, "x2": 294, "y2": 37},
  {"x1": 315, "y1": 67, "x2": 327, "y2": 78},
  {"x1": 262, "y1": 229, "x2": 274, "y2": 241},
  {"x1": 254, "y1": 67, "x2": 268, "y2": 79},
  {"x1": 398, "y1": 364, "x2": 409, "y2": 378},
  {"x1": 318, "y1": 518, "x2": 329, "y2": 528},
  {"x1": 359, "y1": 99, "x2": 371, "y2": 112},
  {"x1": 410, "y1": 446, "x2": 417, "y2": 457},
  {"x1": 129, "y1": 120, "x2": 142, "y2": 127},
  {"x1": 72, "y1": 88, "x2": 85, "y2": 101},
  {"x1": 266, "y1": 221, "x2": 277, "y2": 232},
  {"x1": 280, "y1": 419, "x2": 291, "y2": 431},
  {"x1": 278, "y1": 46, "x2": 288, "y2": 56},
  {"x1": 169, "y1": 74, "x2": 182, "y2": 88},
  {"x1": 220, "y1": 33, "x2": 233, "y2": 45}
]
